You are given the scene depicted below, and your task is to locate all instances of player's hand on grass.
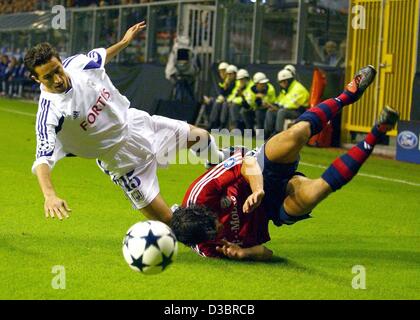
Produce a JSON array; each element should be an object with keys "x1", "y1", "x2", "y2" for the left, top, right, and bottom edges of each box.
[
  {"x1": 216, "y1": 240, "x2": 245, "y2": 260},
  {"x1": 243, "y1": 190, "x2": 265, "y2": 214},
  {"x1": 44, "y1": 195, "x2": 71, "y2": 220},
  {"x1": 122, "y1": 21, "x2": 147, "y2": 44}
]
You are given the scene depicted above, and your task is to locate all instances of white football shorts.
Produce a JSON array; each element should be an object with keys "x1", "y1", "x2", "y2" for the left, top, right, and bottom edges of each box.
[{"x1": 97, "y1": 108, "x2": 190, "y2": 209}]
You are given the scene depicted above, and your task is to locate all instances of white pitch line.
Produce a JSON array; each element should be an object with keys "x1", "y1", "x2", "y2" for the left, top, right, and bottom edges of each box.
[
  {"x1": 300, "y1": 161, "x2": 420, "y2": 187},
  {"x1": 0, "y1": 107, "x2": 36, "y2": 117},
  {"x1": 1, "y1": 106, "x2": 419, "y2": 187},
  {"x1": 299, "y1": 162, "x2": 328, "y2": 170}
]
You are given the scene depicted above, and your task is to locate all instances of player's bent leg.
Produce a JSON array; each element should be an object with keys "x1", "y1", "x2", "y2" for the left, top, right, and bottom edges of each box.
[
  {"x1": 283, "y1": 176, "x2": 332, "y2": 218},
  {"x1": 295, "y1": 65, "x2": 376, "y2": 137},
  {"x1": 140, "y1": 193, "x2": 173, "y2": 225},
  {"x1": 264, "y1": 121, "x2": 311, "y2": 164},
  {"x1": 99, "y1": 157, "x2": 174, "y2": 224},
  {"x1": 321, "y1": 106, "x2": 399, "y2": 191},
  {"x1": 265, "y1": 65, "x2": 377, "y2": 165},
  {"x1": 279, "y1": 106, "x2": 400, "y2": 225}
]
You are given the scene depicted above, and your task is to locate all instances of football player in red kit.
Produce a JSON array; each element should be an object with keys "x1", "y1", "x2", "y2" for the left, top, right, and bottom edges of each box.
[{"x1": 170, "y1": 65, "x2": 400, "y2": 261}]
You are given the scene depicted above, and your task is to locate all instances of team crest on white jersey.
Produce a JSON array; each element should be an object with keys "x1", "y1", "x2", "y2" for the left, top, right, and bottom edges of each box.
[{"x1": 131, "y1": 189, "x2": 145, "y2": 203}]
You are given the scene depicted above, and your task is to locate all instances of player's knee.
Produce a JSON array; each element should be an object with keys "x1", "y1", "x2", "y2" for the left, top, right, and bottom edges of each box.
[
  {"x1": 282, "y1": 125, "x2": 308, "y2": 145},
  {"x1": 300, "y1": 180, "x2": 331, "y2": 208}
]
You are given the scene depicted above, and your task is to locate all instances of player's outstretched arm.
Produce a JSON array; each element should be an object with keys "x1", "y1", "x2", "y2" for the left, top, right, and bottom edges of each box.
[
  {"x1": 35, "y1": 164, "x2": 71, "y2": 220},
  {"x1": 216, "y1": 240, "x2": 273, "y2": 261},
  {"x1": 241, "y1": 156, "x2": 265, "y2": 214},
  {"x1": 105, "y1": 21, "x2": 147, "y2": 64}
]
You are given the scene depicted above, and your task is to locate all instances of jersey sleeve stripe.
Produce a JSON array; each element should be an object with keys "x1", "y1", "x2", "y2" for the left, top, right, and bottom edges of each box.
[
  {"x1": 186, "y1": 154, "x2": 243, "y2": 205},
  {"x1": 36, "y1": 98, "x2": 46, "y2": 139},
  {"x1": 63, "y1": 55, "x2": 79, "y2": 68},
  {"x1": 186, "y1": 162, "x2": 226, "y2": 205},
  {"x1": 186, "y1": 165, "x2": 226, "y2": 206},
  {"x1": 191, "y1": 162, "x2": 242, "y2": 205},
  {"x1": 187, "y1": 155, "x2": 243, "y2": 206},
  {"x1": 187, "y1": 157, "x2": 237, "y2": 205},
  {"x1": 62, "y1": 56, "x2": 73, "y2": 66},
  {"x1": 36, "y1": 99, "x2": 52, "y2": 159},
  {"x1": 42, "y1": 100, "x2": 51, "y2": 141},
  {"x1": 37, "y1": 98, "x2": 48, "y2": 140},
  {"x1": 191, "y1": 245, "x2": 206, "y2": 257}
]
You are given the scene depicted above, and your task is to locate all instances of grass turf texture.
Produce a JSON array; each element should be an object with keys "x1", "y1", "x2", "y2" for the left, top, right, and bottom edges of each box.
[{"x1": 0, "y1": 98, "x2": 419, "y2": 300}]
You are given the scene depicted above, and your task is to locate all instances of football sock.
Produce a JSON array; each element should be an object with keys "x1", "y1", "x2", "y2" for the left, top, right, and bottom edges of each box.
[
  {"x1": 274, "y1": 205, "x2": 311, "y2": 227},
  {"x1": 296, "y1": 90, "x2": 358, "y2": 136},
  {"x1": 321, "y1": 124, "x2": 385, "y2": 191},
  {"x1": 189, "y1": 134, "x2": 224, "y2": 164}
]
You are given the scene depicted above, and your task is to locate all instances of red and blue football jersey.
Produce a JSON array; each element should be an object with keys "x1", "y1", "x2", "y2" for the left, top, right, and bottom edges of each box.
[{"x1": 182, "y1": 152, "x2": 270, "y2": 258}]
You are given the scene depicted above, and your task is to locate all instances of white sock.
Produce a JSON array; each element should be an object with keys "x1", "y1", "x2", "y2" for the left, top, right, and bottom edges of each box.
[{"x1": 189, "y1": 134, "x2": 224, "y2": 164}]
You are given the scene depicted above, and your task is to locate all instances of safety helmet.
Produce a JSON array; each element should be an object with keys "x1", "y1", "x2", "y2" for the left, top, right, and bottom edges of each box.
[
  {"x1": 218, "y1": 62, "x2": 229, "y2": 70},
  {"x1": 253, "y1": 72, "x2": 269, "y2": 84},
  {"x1": 236, "y1": 69, "x2": 250, "y2": 80},
  {"x1": 283, "y1": 64, "x2": 296, "y2": 76},
  {"x1": 277, "y1": 69, "x2": 294, "y2": 82},
  {"x1": 226, "y1": 65, "x2": 238, "y2": 74}
]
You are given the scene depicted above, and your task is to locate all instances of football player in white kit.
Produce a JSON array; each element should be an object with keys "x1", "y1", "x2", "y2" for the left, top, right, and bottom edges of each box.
[{"x1": 25, "y1": 21, "x2": 226, "y2": 224}]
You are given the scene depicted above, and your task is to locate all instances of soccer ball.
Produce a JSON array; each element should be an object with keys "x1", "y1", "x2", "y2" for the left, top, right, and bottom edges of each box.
[{"x1": 122, "y1": 220, "x2": 178, "y2": 275}]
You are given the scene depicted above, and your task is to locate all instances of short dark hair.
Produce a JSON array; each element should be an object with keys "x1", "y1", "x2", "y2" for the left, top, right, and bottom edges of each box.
[
  {"x1": 170, "y1": 205, "x2": 218, "y2": 246},
  {"x1": 24, "y1": 42, "x2": 61, "y2": 77}
]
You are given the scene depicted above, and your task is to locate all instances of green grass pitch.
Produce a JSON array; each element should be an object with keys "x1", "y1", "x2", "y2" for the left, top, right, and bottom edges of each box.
[{"x1": 0, "y1": 98, "x2": 419, "y2": 300}]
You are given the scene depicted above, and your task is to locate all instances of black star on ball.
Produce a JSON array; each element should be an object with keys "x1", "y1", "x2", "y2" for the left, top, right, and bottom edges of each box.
[
  {"x1": 158, "y1": 252, "x2": 174, "y2": 271},
  {"x1": 142, "y1": 229, "x2": 160, "y2": 250},
  {"x1": 123, "y1": 231, "x2": 135, "y2": 248},
  {"x1": 130, "y1": 254, "x2": 149, "y2": 272}
]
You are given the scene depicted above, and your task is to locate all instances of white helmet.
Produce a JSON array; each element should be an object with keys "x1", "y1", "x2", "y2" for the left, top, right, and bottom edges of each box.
[
  {"x1": 277, "y1": 69, "x2": 294, "y2": 82},
  {"x1": 218, "y1": 62, "x2": 229, "y2": 70},
  {"x1": 253, "y1": 72, "x2": 269, "y2": 84},
  {"x1": 236, "y1": 69, "x2": 249, "y2": 80},
  {"x1": 226, "y1": 65, "x2": 238, "y2": 74},
  {"x1": 283, "y1": 64, "x2": 296, "y2": 76}
]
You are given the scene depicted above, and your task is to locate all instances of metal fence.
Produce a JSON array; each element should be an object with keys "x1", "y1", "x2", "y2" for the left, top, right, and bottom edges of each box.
[
  {"x1": 0, "y1": 0, "x2": 349, "y2": 65},
  {"x1": 0, "y1": 0, "x2": 350, "y2": 107}
]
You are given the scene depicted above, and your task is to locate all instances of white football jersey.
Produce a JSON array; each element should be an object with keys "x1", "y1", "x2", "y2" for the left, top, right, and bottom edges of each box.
[
  {"x1": 32, "y1": 48, "x2": 132, "y2": 173},
  {"x1": 32, "y1": 47, "x2": 193, "y2": 209}
]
